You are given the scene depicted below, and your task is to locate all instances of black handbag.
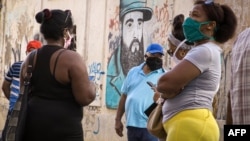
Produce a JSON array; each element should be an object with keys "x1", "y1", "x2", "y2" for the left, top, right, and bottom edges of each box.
[
  {"x1": 144, "y1": 102, "x2": 157, "y2": 117},
  {"x1": 1, "y1": 51, "x2": 36, "y2": 141}
]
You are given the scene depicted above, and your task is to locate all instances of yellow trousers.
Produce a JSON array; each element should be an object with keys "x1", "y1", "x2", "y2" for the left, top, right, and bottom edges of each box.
[{"x1": 163, "y1": 109, "x2": 219, "y2": 141}]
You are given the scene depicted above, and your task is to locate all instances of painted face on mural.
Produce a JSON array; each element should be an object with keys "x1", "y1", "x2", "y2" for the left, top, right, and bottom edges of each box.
[
  {"x1": 121, "y1": 11, "x2": 144, "y2": 75},
  {"x1": 122, "y1": 11, "x2": 143, "y2": 50}
]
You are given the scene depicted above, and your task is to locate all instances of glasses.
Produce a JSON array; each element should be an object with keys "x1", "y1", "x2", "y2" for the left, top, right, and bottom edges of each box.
[
  {"x1": 167, "y1": 46, "x2": 177, "y2": 57},
  {"x1": 167, "y1": 49, "x2": 174, "y2": 57},
  {"x1": 205, "y1": 0, "x2": 214, "y2": 5}
]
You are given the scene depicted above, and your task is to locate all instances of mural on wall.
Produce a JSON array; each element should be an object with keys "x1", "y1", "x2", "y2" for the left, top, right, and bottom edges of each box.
[
  {"x1": 88, "y1": 62, "x2": 105, "y2": 106},
  {"x1": 106, "y1": 0, "x2": 170, "y2": 109},
  {"x1": 83, "y1": 106, "x2": 101, "y2": 139},
  {"x1": 106, "y1": 0, "x2": 152, "y2": 109}
]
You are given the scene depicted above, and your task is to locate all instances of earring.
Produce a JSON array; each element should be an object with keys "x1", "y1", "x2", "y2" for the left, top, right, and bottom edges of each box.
[
  {"x1": 180, "y1": 52, "x2": 186, "y2": 57},
  {"x1": 63, "y1": 28, "x2": 69, "y2": 37}
]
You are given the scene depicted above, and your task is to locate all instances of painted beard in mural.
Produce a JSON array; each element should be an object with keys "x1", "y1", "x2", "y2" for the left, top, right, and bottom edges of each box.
[{"x1": 121, "y1": 38, "x2": 144, "y2": 75}]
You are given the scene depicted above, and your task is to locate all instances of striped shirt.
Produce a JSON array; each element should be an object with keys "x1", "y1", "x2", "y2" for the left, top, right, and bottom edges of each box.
[
  {"x1": 5, "y1": 61, "x2": 23, "y2": 111},
  {"x1": 231, "y1": 28, "x2": 250, "y2": 124}
]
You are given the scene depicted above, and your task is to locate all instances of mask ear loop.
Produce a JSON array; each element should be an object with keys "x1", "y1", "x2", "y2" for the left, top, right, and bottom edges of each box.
[{"x1": 173, "y1": 39, "x2": 187, "y2": 57}]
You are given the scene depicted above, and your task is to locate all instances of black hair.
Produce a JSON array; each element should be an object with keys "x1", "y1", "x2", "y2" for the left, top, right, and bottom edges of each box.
[
  {"x1": 35, "y1": 9, "x2": 74, "y2": 41},
  {"x1": 172, "y1": 14, "x2": 193, "y2": 45},
  {"x1": 194, "y1": 0, "x2": 237, "y2": 43}
]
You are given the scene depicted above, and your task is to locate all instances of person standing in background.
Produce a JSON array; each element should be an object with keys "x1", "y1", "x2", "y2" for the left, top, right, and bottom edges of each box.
[
  {"x1": 152, "y1": 14, "x2": 194, "y2": 141},
  {"x1": 153, "y1": 13, "x2": 194, "y2": 103},
  {"x1": 227, "y1": 28, "x2": 250, "y2": 124},
  {"x1": 156, "y1": 0, "x2": 237, "y2": 140},
  {"x1": 115, "y1": 43, "x2": 165, "y2": 141},
  {"x1": 167, "y1": 14, "x2": 194, "y2": 65},
  {"x1": 2, "y1": 40, "x2": 42, "y2": 114}
]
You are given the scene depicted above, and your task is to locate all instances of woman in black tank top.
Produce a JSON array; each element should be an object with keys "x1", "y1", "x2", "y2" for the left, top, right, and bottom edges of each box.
[{"x1": 20, "y1": 9, "x2": 96, "y2": 141}]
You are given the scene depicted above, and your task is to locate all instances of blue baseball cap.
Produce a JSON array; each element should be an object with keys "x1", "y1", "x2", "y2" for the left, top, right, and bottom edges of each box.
[{"x1": 146, "y1": 43, "x2": 164, "y2": 55}]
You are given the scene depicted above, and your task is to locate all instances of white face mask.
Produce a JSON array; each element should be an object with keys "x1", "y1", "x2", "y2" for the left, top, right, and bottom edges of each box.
[
  {"x1": 64, "y1": 31, "x2": 72, "y2": 49},
  {"x1": 172, "y1": 39, "x2": 187, "y2": 64}
]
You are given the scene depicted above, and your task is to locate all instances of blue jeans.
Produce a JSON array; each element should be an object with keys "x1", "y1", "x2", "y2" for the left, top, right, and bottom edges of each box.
[{"x1": 127, "y1": 126, "x2": 158, "y2": 141}]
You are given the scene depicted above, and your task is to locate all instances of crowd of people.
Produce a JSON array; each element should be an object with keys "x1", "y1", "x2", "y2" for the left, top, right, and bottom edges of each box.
[{"x1": 1, "y1": 0, "x2": 249, "y2": 141}]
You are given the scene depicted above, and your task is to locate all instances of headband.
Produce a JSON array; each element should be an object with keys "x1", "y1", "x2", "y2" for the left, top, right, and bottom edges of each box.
[{"x1": 168, "y1": 34, "x2": 192, "y2": 50}]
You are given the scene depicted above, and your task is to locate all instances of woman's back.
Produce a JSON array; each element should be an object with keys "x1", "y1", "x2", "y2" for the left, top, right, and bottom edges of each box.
[
  {"x1": 20, "y1": 9, "x2": 95, "y2": 141},
  {"x1": 24, "y1": 45, "x2": 83, "y2": 141}
]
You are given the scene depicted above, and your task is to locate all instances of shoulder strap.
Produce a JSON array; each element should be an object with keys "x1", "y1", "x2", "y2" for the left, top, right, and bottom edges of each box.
[
  {"x1": 24, "y1": 51, "x2": 37, "y2": 85},
  {"x1": 53, "y1": 49, "x2": 67, "y2": 75}
]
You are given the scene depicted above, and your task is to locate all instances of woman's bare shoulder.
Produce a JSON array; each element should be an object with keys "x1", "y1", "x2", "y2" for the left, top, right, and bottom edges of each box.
[{"x1": 59, "y1": 50, "x2": 86, "y2": 68}]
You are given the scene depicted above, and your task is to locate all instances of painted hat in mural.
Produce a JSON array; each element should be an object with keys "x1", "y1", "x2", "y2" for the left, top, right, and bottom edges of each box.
[
  {"x1": 120, "y1": 0, "x2": 153, "y2": 21},
  {"x1": 146, "y1": 43, "x2": 164, "y2": 55}
]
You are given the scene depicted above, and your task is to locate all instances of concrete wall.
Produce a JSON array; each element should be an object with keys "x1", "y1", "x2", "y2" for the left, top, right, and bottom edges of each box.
[{"x1": 0, "y1": 0, "x2": 250, "y2": 141}]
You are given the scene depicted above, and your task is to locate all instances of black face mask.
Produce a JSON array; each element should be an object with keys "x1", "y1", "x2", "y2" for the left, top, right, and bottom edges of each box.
[{"x1": 146, "y1": 57, "x2": 163, "y2": 71}]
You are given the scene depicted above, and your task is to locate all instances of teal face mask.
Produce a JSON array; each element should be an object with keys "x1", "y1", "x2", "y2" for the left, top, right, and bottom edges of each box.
[{"x1": 183, "y1": 17, "x2": 211, "y2": 43}]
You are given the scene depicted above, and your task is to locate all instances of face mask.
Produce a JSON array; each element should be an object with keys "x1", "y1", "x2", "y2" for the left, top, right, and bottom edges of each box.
[
  {"x1": 183, "y1": 17, "x2": 211, "y2": 43},
  {"x1": 172, "y1": 39, "x2": 187, "y2": 65},
  {"x1": 146, "y1": 57, "x2": 163, "y2": 71},
  {"x1": 64, "y1": 31, "x2": 72, "y2": 49}
]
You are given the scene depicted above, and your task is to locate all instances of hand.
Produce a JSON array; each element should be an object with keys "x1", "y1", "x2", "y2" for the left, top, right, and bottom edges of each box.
[
  {"x1": 115, "y1": 119, "x2": 124, "y2": 137},
  {"x1": 151, "y1": 86, "x2": 157, "y2": 92},
  {"x1": 153, "y1": 91, "x2": 161, "y2": 102}
]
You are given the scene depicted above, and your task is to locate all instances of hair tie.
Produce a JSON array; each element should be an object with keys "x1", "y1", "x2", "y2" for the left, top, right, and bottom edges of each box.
[{"x1": 43, "y1": 9, "x2": 52, "y2": 20}]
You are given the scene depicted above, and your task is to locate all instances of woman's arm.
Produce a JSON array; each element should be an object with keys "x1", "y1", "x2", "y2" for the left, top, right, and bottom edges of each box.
[
  {"x1": 68, "y1": 52, "x2": 96, "y2": 106},
  {"x1": 157, "y1": 59, "x2": 200, "y2": 99}
]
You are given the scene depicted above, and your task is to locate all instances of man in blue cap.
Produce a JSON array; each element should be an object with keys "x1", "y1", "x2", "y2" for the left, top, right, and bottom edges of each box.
[
  {"x1": 115, "y1": 43, "x2": 165, "y2": 141},
  {"x1": 106, "y1": 0, "x2": 153, "y2": 109}
]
